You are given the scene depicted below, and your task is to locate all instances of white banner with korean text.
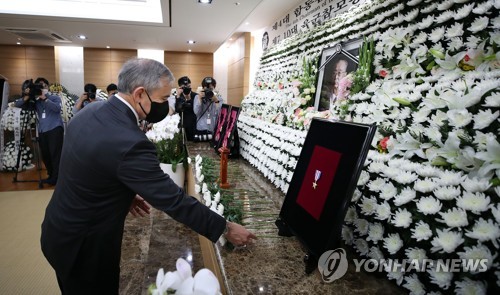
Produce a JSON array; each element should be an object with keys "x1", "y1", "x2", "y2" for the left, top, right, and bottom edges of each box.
[{"x1": 262, "y1": 0, "x2": 366, "y2": 51}]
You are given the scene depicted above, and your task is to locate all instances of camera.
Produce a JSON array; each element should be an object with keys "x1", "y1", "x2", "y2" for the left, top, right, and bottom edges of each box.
[
  {"x1": 25, "y1": 81, "x2": 43, "y2": 102},
  {"x1": 202, "y1": 88, "x2": 214, "y2": 103},
  {"x1": 182, "y1": 86, "x2": 191, "y2": 95},
  {"x1": 87, "y1": 92, "x2": 96, "y2": 100}
]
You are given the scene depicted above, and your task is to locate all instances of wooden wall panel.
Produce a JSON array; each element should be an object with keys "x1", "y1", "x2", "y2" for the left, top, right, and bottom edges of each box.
[
  {"x1": 84, "y1": 48, "x2": 136, "y2": 91},
  {"x1": 111, "y1": 50, "x2": 136, "y2": 62},
  {"x1": 164, "y1": 51, "x2": 213, "y2": 88},
  {"x1": 165, "y1": 52, "x2": 190, "y2": 65},
  {"x1": 0, "y1": 45, "x2": 55, "y2": 98}
]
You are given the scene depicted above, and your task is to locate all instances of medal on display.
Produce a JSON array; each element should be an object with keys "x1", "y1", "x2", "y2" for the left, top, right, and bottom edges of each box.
[{"x1": 313, "y1": 170, "x2": 321, "y2": 189}]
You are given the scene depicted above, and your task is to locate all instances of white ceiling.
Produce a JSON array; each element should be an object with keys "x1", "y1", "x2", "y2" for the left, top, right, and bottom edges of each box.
[{"x1": 0, "y1": 0, "x2": 304, "y2": 53}]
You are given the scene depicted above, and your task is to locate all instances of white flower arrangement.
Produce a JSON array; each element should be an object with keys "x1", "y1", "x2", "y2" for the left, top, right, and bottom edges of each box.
[
  {"x1": 148, "y1": 258, "x2": 221, "y2": 295},
  {"x1": 1, "y1": 141, "x2": 32, "y2": 171}
]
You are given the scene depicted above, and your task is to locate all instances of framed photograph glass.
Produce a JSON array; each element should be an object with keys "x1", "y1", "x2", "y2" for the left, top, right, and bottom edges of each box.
[{"x1": 314, "y1": 39, "x2": 362, "y2": 111}]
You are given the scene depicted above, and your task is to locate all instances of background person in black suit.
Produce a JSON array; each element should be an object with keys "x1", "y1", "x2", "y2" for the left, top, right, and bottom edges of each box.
[
  {"x1": 40, "y1": 58, "x2": 256, "y2": 294},
  {"x1": 175, "y1": 76, "x2": 197, "y2": 141}
]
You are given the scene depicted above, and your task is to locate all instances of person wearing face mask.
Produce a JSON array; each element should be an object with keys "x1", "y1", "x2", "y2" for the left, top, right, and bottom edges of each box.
[
  {"x1": 40, "y1": 58, "x2": 257, "y2": 294},
  {"x1": 193, "y1": 76, "x2": 223, "y2": 141},
  {"x1": 15, "y1": 78, "x2": 64, "y2": 185},
  {"x1": 174, "y1": 76, "x2": 198, "y2": 141}
]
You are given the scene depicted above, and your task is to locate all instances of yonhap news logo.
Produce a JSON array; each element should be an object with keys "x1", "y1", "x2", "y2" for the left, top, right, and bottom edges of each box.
[
  {"x1": 318, "y1": 248, "x2": 490, "y2": 283},
  {"x1": 317, "y1": 248, "x2": 349, "y2": 283}
]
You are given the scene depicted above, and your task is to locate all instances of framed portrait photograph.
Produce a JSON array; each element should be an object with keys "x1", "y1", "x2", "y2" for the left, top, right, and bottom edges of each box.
[{"x1": 314, "y1": 39, "x2": 362, "y2": 112}]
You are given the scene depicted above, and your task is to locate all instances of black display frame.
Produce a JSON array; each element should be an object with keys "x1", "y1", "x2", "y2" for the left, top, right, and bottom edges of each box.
[{"x1": 277, "y1": 118, "x2": 376, "y2": 270}]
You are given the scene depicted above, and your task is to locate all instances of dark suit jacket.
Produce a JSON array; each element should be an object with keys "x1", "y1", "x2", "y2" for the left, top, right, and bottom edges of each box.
[{"x1": 41, "y1": 96, "x2": 226, "y2": 281}]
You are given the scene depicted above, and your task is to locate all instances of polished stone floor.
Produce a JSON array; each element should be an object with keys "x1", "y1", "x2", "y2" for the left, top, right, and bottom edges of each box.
[{"x1": 118, "y1": 142, "x2": 405, "y2": 295}]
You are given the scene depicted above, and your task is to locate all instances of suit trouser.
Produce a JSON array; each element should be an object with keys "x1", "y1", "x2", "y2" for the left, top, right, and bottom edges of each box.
[{"x1": 39, "y1": 126, "x2": 63, "y2": 180}]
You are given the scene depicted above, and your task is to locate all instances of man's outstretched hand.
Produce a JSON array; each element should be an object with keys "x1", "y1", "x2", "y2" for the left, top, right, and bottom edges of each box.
[
  {"x1": 129, "y1": 195, "x2": 151, "y2": 217},
  {"x1": 224, "y1": 222, "x2": 257, "y2": 247}
]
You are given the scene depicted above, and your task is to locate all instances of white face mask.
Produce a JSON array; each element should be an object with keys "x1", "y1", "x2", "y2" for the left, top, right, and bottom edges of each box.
[{"x1": 42, "y1": 89, "x2": 48, "y2": 95}]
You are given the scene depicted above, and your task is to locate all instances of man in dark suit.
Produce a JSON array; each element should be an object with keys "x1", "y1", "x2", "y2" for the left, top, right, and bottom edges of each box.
[{"x1": 40, "y1": 58, "x2": 256, "y2": 294}]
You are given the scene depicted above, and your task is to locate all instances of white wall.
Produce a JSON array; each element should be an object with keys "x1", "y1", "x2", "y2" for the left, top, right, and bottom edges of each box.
[
  {"x1": 55, "y1": 46, "x2": 84, "y2": 95},
  {"x1": 213, "y1": 45, "x2": 229, "y2": 102},
  {"x1": 137, "y1": 49, "x2": 164, "y2": 64}
]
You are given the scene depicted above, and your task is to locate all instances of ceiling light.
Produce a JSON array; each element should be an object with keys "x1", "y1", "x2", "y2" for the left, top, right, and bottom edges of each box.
[
  {"x1": 106, "y1": 46, "x2": 110, "y2": 49},
  {"x1": 78, "y1": 35, "x2": 87, "y2": 40},
  {"x1": 234, "y1": 2, "x2": 240, "y2": 5},
  {"x1": 198, "y1": 0, "x2": 212, "y2": 4},
  {"x1": 187, "y1": 40, "x2": 196, "y2": 44},
  {"x1": 188, "y1": 49, "x2": 192, "y2": 52},
  {"x1": 16, "y1": 42, "x2": 21, "y2": 45}
]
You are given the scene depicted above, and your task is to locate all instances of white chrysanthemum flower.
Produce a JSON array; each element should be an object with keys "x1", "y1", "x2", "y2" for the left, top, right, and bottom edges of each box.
[
  {"x1": 431, "y1": 229, "x2": 464, "y2": 253},
  {"x1": 368, "y1": 246, "x2": 384, "y2": 261},
  {"x1": 433, "y1": 185, "x2": 461, "y2": 201},
  {"x1": 492, "y1": 15, "x2": 500, "y2": 29},
  {"x1": 437, "y1": 0, "x2": 454, "y2": 11},
  {"x1": 352, "y1": 189, "x2": 362, "y2": 203},
  {"x1": 436, "y1": 170, "x2": 464, "y2": 186},
  {"x1": 383, "y1": 233, "x2": 403, "y2": 254},
  {"x1": 473, "y1": 109, "x2": 499, "y2": 130},
  {"x1": 416, "y1": 165, "x2": 440, "y2": 177},
  {"x1": 392, "y1": 208, "x2": 412, "y2": 228},
  {"x1": 492, "y1": 204, "x2": 500, "y2": 224},
  {"x1": 472, "y1": 1, "x2": 493, "y2": 14},
  {"x1": 359, "y1": 197, "x2": 378, "y2": 216},
  {"x1": 436, "y1": 10, "x2": 454, "y2": 24},
  {"x1": 357, "y1": 170, "x2": 370, "y2": 186},
  {"x1": 353, "y1": 239, "x2": 369, "y2": 256},
  {"x1": 430, "y1": 109, "x2": 447, "y2": 126},
  {"x1": 457, "y1": 244, "x2": 496, "y2": 273},
  {"x1": 386, "y1": 261, "x2": 404, "y2": 285},
  {"x1": 465, "y1": 35, "x2": 482, "y2": 49},
  {"x1": 428, "y1": 266, "x2": 453, "y2": 290},
  {"x1": 416, "y1": 196, "x2": 442, "y2": 215},
  {"x1": 454, "y1": 278, "x2": 487, "y2": 295},
  {"x1": 447, "y1": 109, "x2": 473, "y2": 128},
  {"x1": 403, "y1": 274, "x2": 426, "y2": 295},
  {"x1": 394, "y1": 187, "x2": 417, "y2": 206},
  {"x1": 375, "y1": 201, "x2": 392, "y2": 220},
  {"x1": 354, "y1": 218, "x2": 369, "y2": 236},
  {"x1": 414, "y1": 178, "x2": 438, "y2": 193},
  {"x1": 469, "y1": 16, "x2": 489, "y2": 33},
  {"x1": 446, "y1": 22, "x2": 464, "y2": 39},
  {"x1": 483, "y1": 92, "x2": 500, "y2": 107},
  {"x1": 429, "y1": 27, "x2": 446, "y2": 43},
  {"x1": 405, "y1": 247, "x2": 427, "y2": 263},
  {"x1": 367, "y1": 177, "x2": 387, "y2": 192},
  {"x1": 456, "y1": 192, "x2": 490, "y2": 214},
  {"x1": 368, "y1": 161, "x2": 387, "y2": 174},
  {"x1": 465, "y1": 218, "x2": 500, "y2": 248},
  {"x1": 448, "y1": 37, "x2": 463, "y2": 51},
  {"x1": 461, "y1": 177, "x2": 491, "y2": 192},
  {"x1": 393, "y1": 171, "x2": 419, "y2": 184},
  {"x1": 437, "y1": 208, "x2": 469, "y2": 228},
  {"x1": 367, "y1": 223, "x2": 385, "y2": 243},
  {"x1": 417, "y1": 15, "x2": 434, "y2": 30},
  {"x1": 379, "y1": 182, "x2": 397, "y2": 200},
  {"x1": 344, "y1": 206, "x2": 358, "y2": 224},
  {"x1": 342, "y1": 226, "x2": 354, "y2": 245},
  {"x1": 201, "y1": 183, "x2": 208, "y2": 193},
  {"x1": 454, "y1": 3, "x2": 475, "y2": 20}
]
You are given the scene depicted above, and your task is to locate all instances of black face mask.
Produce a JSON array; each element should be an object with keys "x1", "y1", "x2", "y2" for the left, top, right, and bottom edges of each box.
[{"x1": 139, "y1": 90, "x2": 169, "y2": 123}]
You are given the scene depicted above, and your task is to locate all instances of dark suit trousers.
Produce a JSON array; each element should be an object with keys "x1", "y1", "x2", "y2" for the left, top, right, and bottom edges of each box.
[{"x1": 39, "y1": 126, "x2": 63, "y2": 180}]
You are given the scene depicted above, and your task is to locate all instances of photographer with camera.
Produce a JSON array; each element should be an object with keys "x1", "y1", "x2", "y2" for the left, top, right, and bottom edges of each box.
[
  {"x1": 193, "y1": 77, "x2": 223, "y2": 142},
  {"x1": 14, "y1": 79, "x2": 64, "y2": 185},
  {"x1": 174, "y1": 76, "x2": 197, "y2": 141},
  {"x1": 73, "y1": 83, "x2": 101, "y2": 115}
]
